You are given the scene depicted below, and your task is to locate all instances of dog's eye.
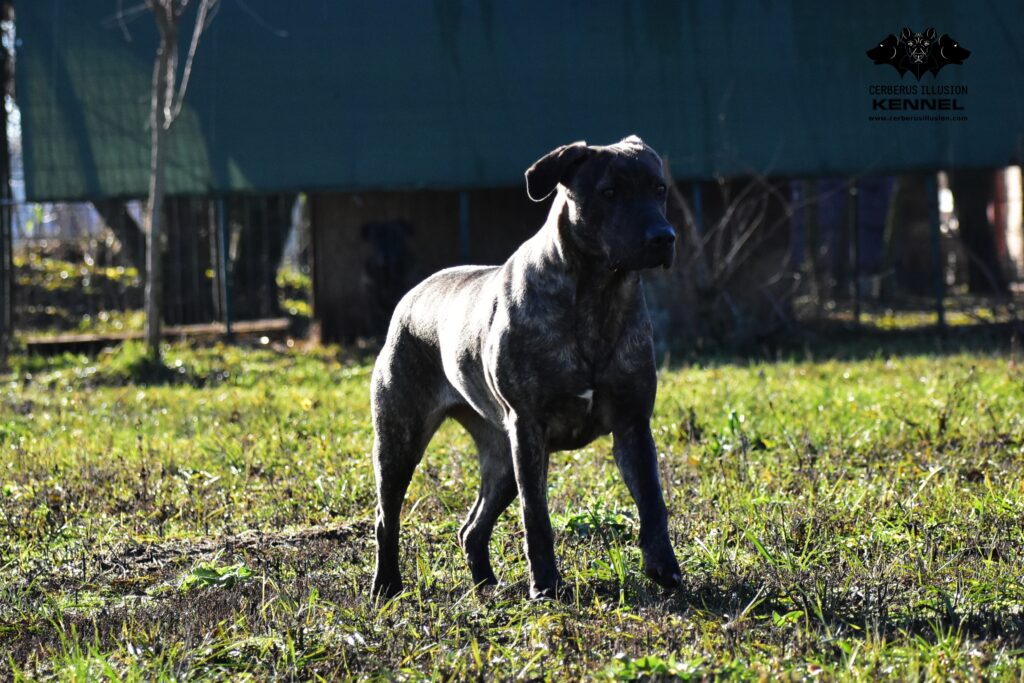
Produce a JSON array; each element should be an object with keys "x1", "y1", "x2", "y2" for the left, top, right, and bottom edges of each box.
[
  {"x1": 655, "y1": 184, "x2": 667, "y2": 195},
  {"x1": 601, "y1": 188, "x2": 616, "y2": 199}
]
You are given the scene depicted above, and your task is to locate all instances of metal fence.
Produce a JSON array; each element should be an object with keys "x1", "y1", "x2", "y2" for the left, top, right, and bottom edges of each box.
[
  {"x1": 788, "y1": 169, "x2": 1023, "y2": 328},
  {"x1": 0, "y1": 168, "x2": 1020, "y2": 355},
  {"x1": 4, "y1": 193, "x2": 311, "y2": 347},
  {"x1": 640, "y1": 167, "x2": 1024, "y2": 350}
]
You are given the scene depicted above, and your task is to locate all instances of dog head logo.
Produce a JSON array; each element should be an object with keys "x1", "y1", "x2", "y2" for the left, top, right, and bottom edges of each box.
[
  {"x1": 936, "y1": 34, "x2": 970, "y2": 66},
  {"x1": 866, "y1": 27, "x2": 970, "y2": 80},
  {"x1": 867, "y1": 34, "x2": 907, "y2": 76}
]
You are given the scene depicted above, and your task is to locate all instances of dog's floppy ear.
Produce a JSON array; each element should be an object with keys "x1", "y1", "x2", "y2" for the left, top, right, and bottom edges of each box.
[{"x1": 525, "y1": 141, "x2": 589, "y2": 202}]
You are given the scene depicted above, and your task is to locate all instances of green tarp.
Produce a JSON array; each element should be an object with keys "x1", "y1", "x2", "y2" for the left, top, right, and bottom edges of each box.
[{"x1": 16, "y1": 1, "x2": 1024, "y2": 202}]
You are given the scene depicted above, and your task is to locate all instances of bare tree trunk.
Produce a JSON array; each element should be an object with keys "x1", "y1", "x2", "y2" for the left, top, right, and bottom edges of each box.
[
  {"x1": 142, "y1": 0, "x2": 216, "y2": 356},
  {"x1": 145, "y1": 5, "x2": 176, "y2": 356}
]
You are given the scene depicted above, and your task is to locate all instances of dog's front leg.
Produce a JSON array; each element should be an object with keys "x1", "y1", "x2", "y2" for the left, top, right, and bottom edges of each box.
[
  {"x1": 612, "y1": 421, "x2": 682, "y2": 589},
  {"x1": 507, "y1": 413, "x2": 560, "y2": 599}
]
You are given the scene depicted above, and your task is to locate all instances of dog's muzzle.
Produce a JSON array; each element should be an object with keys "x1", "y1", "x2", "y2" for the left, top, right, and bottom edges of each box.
[{"x1": 644, "y1": 222, "x2": 676, "y2": 269}]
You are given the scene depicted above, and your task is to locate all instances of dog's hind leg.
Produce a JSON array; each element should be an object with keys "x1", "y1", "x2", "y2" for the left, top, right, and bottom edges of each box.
[
  {"x1": 370, "y1": 355, "x2": 447, "y2": 598},
  {"x1": 453, "y1": 409, "x2": 517, "y2": 587}
]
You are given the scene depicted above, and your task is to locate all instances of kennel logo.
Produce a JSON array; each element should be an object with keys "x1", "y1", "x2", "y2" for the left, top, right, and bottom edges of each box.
[
  {"x1": 866, "y1": 27, "x2": 970, "y2": 122},
  {"x1": 866, "y1": 27, "x2": 970, "y2": 80}
]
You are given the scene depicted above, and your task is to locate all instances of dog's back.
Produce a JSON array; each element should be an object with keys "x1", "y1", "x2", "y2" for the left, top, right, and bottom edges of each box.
[{"x1": 382, "y1": 265, "x2": 499, "y2": 347}]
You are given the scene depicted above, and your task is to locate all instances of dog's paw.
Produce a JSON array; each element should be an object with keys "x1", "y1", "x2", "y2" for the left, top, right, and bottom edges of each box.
[
  {"x1": 371, "y1": 574, "x2": 403, "y2": 599},
  {"x1": 529, "y1": 584, "x2": 560, "y2": 601},
  {"x1": 642, "y1": 547, "x2": 682, "y2": 589},
  {"x1": 528, "y1": 571, "x2": 563, "y2": 601},
  {"x1": 466, "y1": 558, "x2": 499, "y2": 589},
  {"x1": 470, "y1": 574, "x2": 499, "y2": 593}
]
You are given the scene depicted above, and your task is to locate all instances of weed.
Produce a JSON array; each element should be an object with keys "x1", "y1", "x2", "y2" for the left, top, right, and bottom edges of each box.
[{"x1": 179, "y1": 561, "x2": 255, "y2": 592}]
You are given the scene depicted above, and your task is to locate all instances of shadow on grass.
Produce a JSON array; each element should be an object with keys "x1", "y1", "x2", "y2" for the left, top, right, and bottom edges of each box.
[
  {"x1": 6, "y1": 540, "x2": 1024, "y2": 678},
  {"x1": 666, "y1": 320, "x2": 1024, "y2": 368},
  {"x1": 353, "y1": 319, "x2": 1023, "y2": 367},
  {"x1": 662, "y1": 573, "x2": 1024, "y2": 650}
]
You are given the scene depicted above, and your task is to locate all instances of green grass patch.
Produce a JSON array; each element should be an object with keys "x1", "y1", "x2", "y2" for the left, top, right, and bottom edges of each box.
[
  {"x1": 2, "y1": 340, "x2": 1024, "y2": 679},
  {"x1": 179, "y1": 561, "x2": 255, "y2": 592}
]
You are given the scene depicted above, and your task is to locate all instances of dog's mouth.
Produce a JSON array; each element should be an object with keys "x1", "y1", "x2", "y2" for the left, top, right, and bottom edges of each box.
[
  {"x1": 614, "y1": 245, "x2": 674, "y2": 271},
  {"x1": 606, "y1": 240, "x2": 676, "y2": 272},
  {"x1": 647, "y1": 243, "x2": 676, "y2": 270}
]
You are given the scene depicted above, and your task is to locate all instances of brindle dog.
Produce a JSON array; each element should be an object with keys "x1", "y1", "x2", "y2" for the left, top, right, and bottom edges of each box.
[{"x1": 371, "y1": 135, "x2": 682, "y2": 600}]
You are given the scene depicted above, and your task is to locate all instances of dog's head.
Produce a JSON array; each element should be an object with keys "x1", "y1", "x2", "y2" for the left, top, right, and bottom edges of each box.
[
  {"x1": 938, "y1": 34, "x2": 970, "y2": 64},
  {"x1": 867, "y1": 34, "x2": 901, "y2": 65},
  {"x1": 901, "y1": 27, "x2": 936, "y2": 65},
  {"x1": 525, "y1": 135, "x2": 676, "y2": 271}
]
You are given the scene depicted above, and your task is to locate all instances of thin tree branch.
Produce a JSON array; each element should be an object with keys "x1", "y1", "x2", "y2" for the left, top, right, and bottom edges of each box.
[
  {"x1": 168, "y1": 0, "x2": 217, "y2": 125},
  {"x1": 174, "y1": 0, "x2": 194, "y2": 19},
  {"x1": 103, "y1": 0, "x2": 150, "y2": 41},
  {"x1": 662, "y1": 157, "x2": 711, "y2": 291},
  {"x1": 234, "y1": 0, "x2": 288, "y2": 38}
]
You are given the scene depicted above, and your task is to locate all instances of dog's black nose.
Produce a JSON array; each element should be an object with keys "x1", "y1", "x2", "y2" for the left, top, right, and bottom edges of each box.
[{"x1": 645, "y1": 224, "x2": 676, "y2": 248}]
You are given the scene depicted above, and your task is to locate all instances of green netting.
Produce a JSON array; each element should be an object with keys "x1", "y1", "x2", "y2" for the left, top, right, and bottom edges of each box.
[{"x1": 17, "y1": 1, "x2": 1024, "y2": 202}]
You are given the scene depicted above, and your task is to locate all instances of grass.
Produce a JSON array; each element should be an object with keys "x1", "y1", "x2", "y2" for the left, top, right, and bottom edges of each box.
[{"x1": 2, "y1": 338, "x2": 1024, "y2": 679}]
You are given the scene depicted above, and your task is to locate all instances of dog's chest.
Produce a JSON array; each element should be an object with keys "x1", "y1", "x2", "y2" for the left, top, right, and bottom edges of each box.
[{"x1": 543, "y1": 385, "x2": 608, "y2": 450}]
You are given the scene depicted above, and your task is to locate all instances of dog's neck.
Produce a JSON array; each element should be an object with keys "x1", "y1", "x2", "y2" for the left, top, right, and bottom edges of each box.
[{"x1": 542, "y1": 192, "x2": 641, "y2": 373}]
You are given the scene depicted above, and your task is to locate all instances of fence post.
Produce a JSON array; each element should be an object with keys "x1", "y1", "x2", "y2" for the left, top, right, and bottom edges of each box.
[
  {"x1": 458, "y1": 191, "x2": 471, "y2": 262},
  {"x1": 0, "y1": 38, "x2": 11, "y2": 367},
  {"x1": 691, "y1": 183, "x2": 704, "y2": 237},
  {"x1": 0, "y1": 197, "x2": 9, "y2": 368},
  {"x1": 848, "y1": 177, "x2": 860, "y2": 324},
  {"x1": 927, "y1": 173, "x2": 946, "y2": 329},
  {"x1": 217, "y1": 198, "x2": 234, "y2": 340}
]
